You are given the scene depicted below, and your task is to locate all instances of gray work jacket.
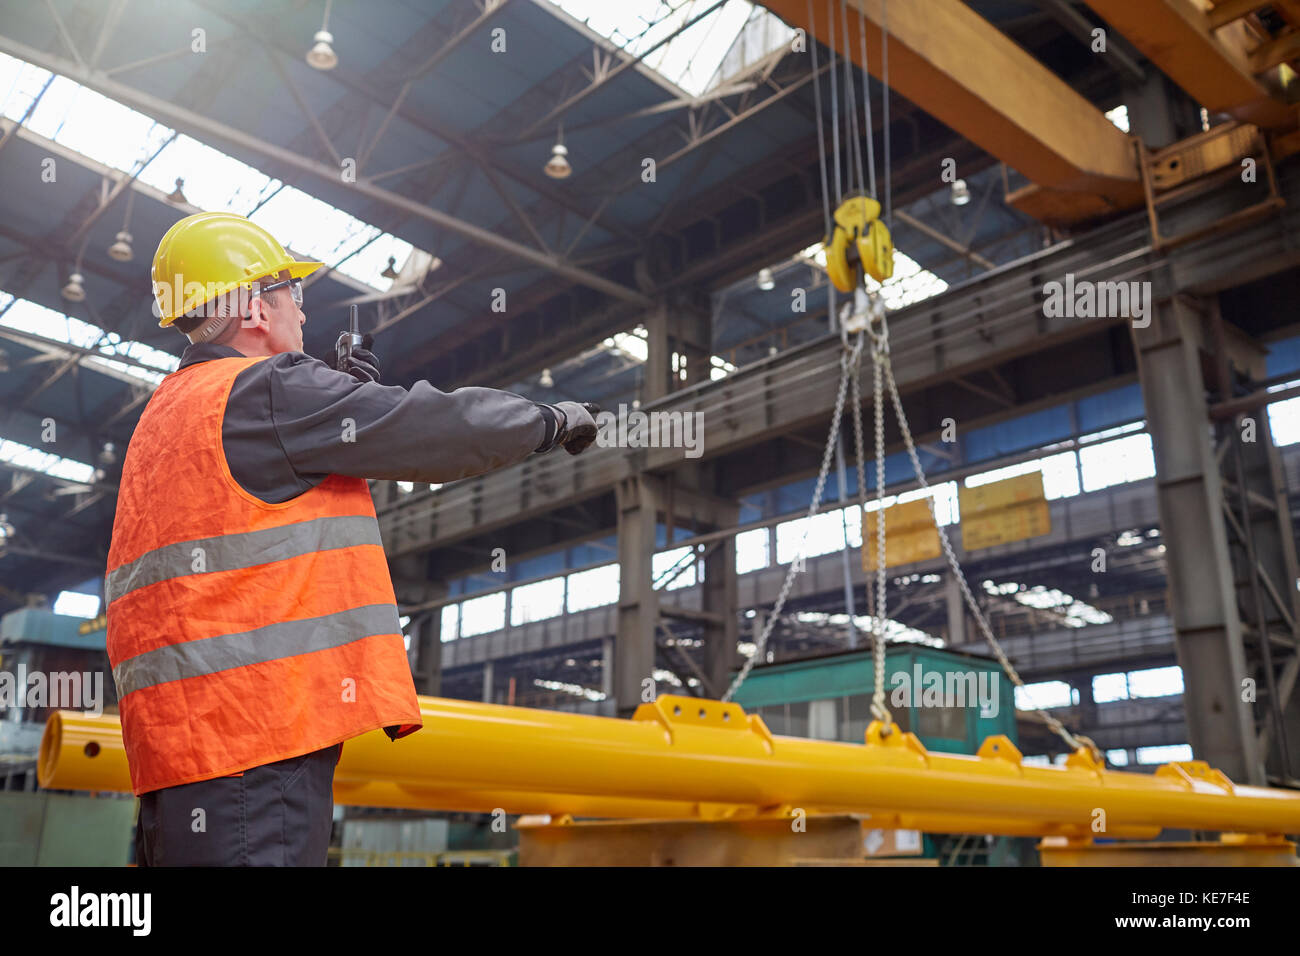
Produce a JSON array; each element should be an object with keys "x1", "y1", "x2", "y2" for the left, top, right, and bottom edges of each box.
[{"x1": 177, "y1": 343, "x2": 555, "y2": 504}]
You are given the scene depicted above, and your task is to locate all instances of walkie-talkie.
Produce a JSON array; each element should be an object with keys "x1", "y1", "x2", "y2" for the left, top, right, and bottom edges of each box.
[{"x1": 336, "y1": 304, "x2": 363, "y2": 372}]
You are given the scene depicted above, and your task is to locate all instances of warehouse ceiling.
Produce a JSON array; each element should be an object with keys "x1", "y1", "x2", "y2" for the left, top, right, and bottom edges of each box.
[{"x1": 0, "y1": 0, "x2": 1211, "y2": 610}]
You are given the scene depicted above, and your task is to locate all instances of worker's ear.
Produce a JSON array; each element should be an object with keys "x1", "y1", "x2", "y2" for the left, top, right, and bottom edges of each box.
[{"x1": 242, "y1": 295, "x2": 273, "y2": 333}]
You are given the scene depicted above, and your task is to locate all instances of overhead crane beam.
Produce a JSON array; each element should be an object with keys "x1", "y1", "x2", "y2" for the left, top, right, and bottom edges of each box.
[
  {"x1": 1083, "y1": 0, "x2": 1297, "y2": 129},
  {"x1": 759, "y1": 0, "x2": 1144, "y2": 223},
  {"x1": 40, "y1": 696, "x2": 1300, "y2": 837}
]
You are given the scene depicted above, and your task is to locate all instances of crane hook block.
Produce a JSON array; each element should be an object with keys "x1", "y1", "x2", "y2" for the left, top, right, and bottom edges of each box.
[
  {"x1": 860, "y1": 218, "x2": 894, "y2": 283},
  {"x1": 824, "y1": 196, "x2": 894, "y2": 292}
]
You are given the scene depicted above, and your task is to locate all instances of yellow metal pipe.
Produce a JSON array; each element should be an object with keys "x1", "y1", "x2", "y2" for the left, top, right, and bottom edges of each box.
[
  {"x1": 40, "y1": 696, "x2": 1300, "y2": 836},
  {"x1": 32, "y1": 708, "x2": 1158, "y2": 837}
]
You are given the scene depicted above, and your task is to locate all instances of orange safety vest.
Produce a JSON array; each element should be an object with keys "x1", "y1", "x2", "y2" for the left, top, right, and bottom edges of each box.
[{"x1": 105, "y1": 355, "x2": 422, "y2": 795}]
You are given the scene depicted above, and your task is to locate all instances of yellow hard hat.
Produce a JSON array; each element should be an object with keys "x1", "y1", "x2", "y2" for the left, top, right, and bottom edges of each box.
[{"x1": 151, "y1": 212, "x2": 323, "y2": 327}]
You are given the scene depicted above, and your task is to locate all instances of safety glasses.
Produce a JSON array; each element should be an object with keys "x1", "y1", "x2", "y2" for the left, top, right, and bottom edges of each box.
[{"x1": 253, "y1": 277, "x2": 303, "y2": 307}]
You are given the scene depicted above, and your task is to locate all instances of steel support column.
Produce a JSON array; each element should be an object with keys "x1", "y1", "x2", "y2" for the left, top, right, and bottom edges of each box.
[
  {"x1": 702, "y1": 500, "x2": 740, "y2": 696},
  {"x1": 1131, "y1": 297, "x2": 1262, "y2": 783},
  {"x1": 642, "y1": 295, "x2": 713, "y2": 403},
  {"x1": 945, "y1": 570, "x2": 966, "y2": 646},
  {"x1": 615, "y1": 474, "x2": 662, "y2": 716},
  {"x1": 1211, "y1": 309, "x2": 1300, "y2": 783},
  {"x1": 408, "y1": 612, "x2": 442, "y2": 697}
]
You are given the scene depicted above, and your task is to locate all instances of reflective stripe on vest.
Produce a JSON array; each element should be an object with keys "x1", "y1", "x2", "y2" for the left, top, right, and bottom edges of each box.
[
  {"x1": 104, "y1": 514, "x2": 383, "y2": 605},
  {"x1": 105, "y1": 355, "x2": 422, "y2": 794},
  {"x1": 112, "y1": 602, "x2": 400, "y2": 697}
]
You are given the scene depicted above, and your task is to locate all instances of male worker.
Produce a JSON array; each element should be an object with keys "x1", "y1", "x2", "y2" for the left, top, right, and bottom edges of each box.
[{"x1": 107, "y1": 211, "x2": 598, "y2": 866}]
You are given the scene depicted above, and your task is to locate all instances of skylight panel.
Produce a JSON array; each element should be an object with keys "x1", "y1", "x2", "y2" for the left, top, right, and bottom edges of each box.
[
  {"x1": 36, "y1": 79, "x2": 172, "y2": 173},
  {"x1": 0, "y1": 52, "x2": 423, "y2": 292},
  {"x1": 0, "y1": 291, "x2": 177, "y2": 386},
  {"x1": 137, "y1": 134, "x2": 278, "y2": 215},
  {"x1": 548, "y1": 0, "x2": 790, "y2": 97},
  {"x1": 0, "y1": 437, "x2": 95, "y2": 484},
  {"x1": 0, "y1": 52, "x2": 50, "y2": 118}
]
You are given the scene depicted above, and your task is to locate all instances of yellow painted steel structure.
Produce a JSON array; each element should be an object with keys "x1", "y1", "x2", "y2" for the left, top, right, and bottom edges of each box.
[
  {"x1": 39, "y1": 695, "x2": 1300, "y2": 839},
  {"x1": 759, "y1": 0, "x2": 1144, "y2": 224}
]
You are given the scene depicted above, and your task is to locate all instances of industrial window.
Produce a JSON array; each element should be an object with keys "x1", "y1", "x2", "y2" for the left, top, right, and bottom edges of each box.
[
  {"x1": 510, "y1": 578, "x2": 566, "y2": 626},
  {"x1": 965, "y1": 451, "x2": 1080, "y2": 500},
  {"x1": 1267, "y1": 388, "x2": 1300, "y2": 445},
  {"x1": 889, "y1": 483, "x2": 961, "y2": 527},
  {"x1": 1136, "y1": 744, "x2": 1193, "y2": 765},
  {"x1": 1092, "y1": 672, "x2": 1129, "y2": 703},
  {"x1": 735, "y1": 528, "x2": 770, "y2": 574},
  {"x1": 566, "y1": 564, "x2": 619, "y2": 613},
  {"x1": 1106, "y1": 749, "x2": 1130, "y2": 767},
  {"x1": 1014, "y1": 680, "x2": 1077, "y2": 710},
  {"x1": 1079, "y1": 433, "x2": 1155, "y2": 492},
  {"x1": 774, "y1": 510, "x2": 847, "y2": 564},
  {"x1": 653, "y1": 547, "x2": 696, "y2": 590},
  {"x1": 440, "y1": 605, "x2": 459, "y2": 643},
  {"x1": 458, "y1": 593, "x2": 505, "y2": 638},
  {"x1": 1126, "y1": 665, "x2": 1184, "y2": 699},
  {"x1": 52, "y1": 591, "x2": 100, "y2": 618}
]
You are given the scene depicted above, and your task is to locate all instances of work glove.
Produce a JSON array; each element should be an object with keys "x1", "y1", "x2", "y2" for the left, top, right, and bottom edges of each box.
[
  {"x1": 538, "y1": 401, "x2": 600, "y2": 455},
  {"x1": 325, "y1": 333, "x2": 380, "y2": 384},
  {"x1": 344, "y1": 345, "x2": 381, "y2": 385}
]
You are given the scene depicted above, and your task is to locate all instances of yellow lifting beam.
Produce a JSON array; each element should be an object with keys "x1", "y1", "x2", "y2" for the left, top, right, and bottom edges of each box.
[{"x1": 39, "y1": 695, "x2": 1300, "y2": 838}]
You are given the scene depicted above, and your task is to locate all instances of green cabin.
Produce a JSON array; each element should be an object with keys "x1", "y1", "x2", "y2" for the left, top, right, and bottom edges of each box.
[{"x1": 730, "y1": 644, "x2": 1017, "y2": 752}]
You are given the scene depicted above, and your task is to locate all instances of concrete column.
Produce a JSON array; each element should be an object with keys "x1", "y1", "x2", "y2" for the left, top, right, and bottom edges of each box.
[
  {"x1": 1131, "y1": 298, "x2": 1262, "y2": 783},
  {"x1": 482, "y1": 660, "x2": 494, "y2": 704}
]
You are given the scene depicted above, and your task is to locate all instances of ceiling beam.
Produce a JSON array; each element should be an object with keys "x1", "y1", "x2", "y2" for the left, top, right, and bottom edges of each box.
[
  {"x1": 0, "y1": 35, "x2": 653, "y2": 309},
  {"x1": 759, "y1": 0, "x2": 1144, "y2": 217},
  {"x1": 1082, "y1": 0, "x2": 1297, "y2": 128},
  {"x1": 190, "y1": 0, "x2": 639, "y2": 246}
]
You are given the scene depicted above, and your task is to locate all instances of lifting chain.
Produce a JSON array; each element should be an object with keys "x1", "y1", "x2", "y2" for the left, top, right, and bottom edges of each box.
[
  {"x1": 731, "y1": 0, "x2": 1096, "y2": 760},
  {"x1": 720, "y1": 334, "x2": 864, "y2": 703}
]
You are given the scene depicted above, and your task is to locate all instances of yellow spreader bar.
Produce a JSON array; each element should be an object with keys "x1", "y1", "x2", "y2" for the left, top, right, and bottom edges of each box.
[{"x1": 39, "y1": 695, "x2": 1300, "y2": 838}]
